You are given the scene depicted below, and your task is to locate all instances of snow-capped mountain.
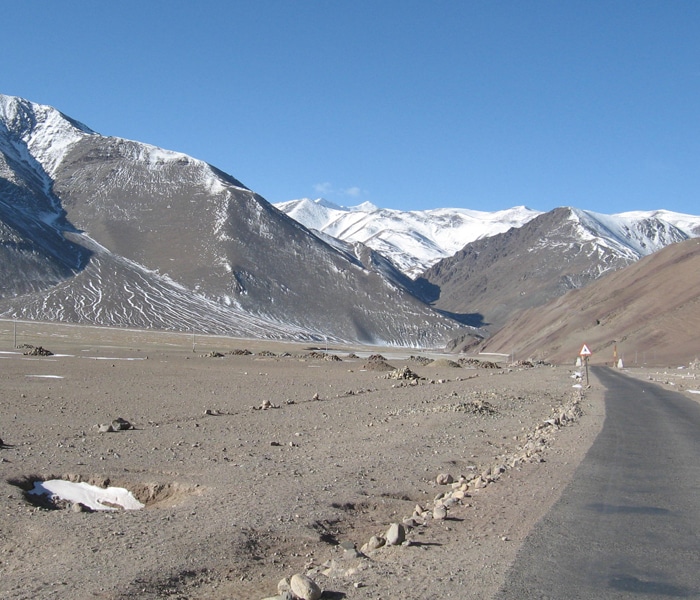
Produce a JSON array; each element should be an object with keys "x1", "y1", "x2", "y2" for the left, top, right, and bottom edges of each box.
[
  {"x1": 275, "y1": 198, "x2": 541, "y2": 278},
  {"x1": 3, "y1": 93, "x2": 699, "y2": 352},
  {"x1": 0, "y1": 94, "x2": 464, "y2": 346},
  {"x1": 420, "y1": 206, "x2": 699, "y2": 343},
  {"x1": 276, "y1": 199, "x2": 700, "y2": 284}
]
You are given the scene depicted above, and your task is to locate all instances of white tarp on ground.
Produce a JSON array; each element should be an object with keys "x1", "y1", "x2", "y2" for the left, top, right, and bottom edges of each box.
[{"x1": 29, "y1": 480, "x2": 144, "y2": 511}]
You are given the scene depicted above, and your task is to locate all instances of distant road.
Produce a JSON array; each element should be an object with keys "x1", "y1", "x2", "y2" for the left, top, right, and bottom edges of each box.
[{"x1": 496, "y1": 367, "x2": 700, "y2": 599}]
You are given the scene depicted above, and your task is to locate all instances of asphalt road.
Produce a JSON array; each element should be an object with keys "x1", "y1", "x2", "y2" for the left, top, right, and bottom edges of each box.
[{"x1": 496, "y1": 367, "x2": 700, "y2": 599}]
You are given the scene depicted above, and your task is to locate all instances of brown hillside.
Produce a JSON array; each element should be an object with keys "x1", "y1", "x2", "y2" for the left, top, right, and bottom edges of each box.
[{"x1": 479, "y1": 239, "x2": 700, "y2": 367}]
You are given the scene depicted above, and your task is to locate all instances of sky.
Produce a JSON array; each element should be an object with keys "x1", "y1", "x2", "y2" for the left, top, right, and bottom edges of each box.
[{"x1": 3, "y1": 1, "x2": 699, "y2": 215}]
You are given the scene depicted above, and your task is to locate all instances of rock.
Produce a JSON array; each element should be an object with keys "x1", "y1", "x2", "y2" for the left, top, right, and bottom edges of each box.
[
  {"x1": 433, "y1": 504, "x2": 447, "y2": 520},
  {"x1": 22, "y1": 345, "x2": 54, "y2": 356},
  {"x1": 436, "y1": 473, "x2": 453, "y2": 485},
  {"x1": 473, "y1": 476, "x2": 488, "y2": 489},
  {"x1": 289, "y1": 573, "x2": 322, "y2": 600},
  {"x1": 277, "y1": 578, "x2": 291, "y2": 594},
  {"x1": 111, "y1": 417, "x2": 132, "y2": 431},
  {"x1": 385, "y1": 522, "x2": 405, "y2": 545},
  {"x1": 402, "y1": 517, "x2": 419, "y2": 528},
  {"x1": 387, "y1": 366, "x2": 420, "y2": 380},
  {"x1": 361, "y1": 535, "x2": 385, "y2": 553},
  {"x1": 98, "y1": 424, "x2": 114, "y2": 433}
]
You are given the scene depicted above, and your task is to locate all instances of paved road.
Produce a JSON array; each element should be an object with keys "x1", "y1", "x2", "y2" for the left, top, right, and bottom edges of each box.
[{"x1": 496, "y1": 367, "x2": 700, "y2": 599}]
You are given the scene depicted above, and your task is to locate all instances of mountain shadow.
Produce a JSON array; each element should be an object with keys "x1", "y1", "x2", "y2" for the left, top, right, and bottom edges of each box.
[{"x1": 0, "y1": 178, "x2": 92, "y2": 298}]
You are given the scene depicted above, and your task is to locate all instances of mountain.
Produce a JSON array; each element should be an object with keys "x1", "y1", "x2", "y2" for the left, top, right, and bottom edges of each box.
[
  {"x1": 0, "y1": 94, "x2": 464, "y2": 346},
  {"x1": 478, "y1": 238, "x2": 700, "y2": 366},
  {"x1": 419, "y1": 206, "x2": 699, "y2": 340},
  {"x1": 274, "y1": 198, "x2": 541, "y2": 278}
]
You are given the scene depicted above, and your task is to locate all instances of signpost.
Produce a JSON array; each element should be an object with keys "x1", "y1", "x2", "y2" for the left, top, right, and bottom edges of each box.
[{"x1": 579, "y1": 344, "x2": 592, "y2": 386}]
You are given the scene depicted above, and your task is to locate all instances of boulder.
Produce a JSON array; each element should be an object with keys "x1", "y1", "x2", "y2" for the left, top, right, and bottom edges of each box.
[
  {"x1": 385, "y1": 522, "x2": 406, "y2": 545},
  {"x1": 289, "y1": 573, "x2": 322, "y2": 600}
]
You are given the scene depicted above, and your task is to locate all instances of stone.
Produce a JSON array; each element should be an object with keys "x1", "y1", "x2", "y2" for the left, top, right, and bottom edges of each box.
[
  {"x1": 290, "y1": 573, "x2": 322, "y2": 600},
  {"x1": 111, "y1": 417, "x2": 132, "y2": 431},
  {"x1": 277, "y1": 578, "x2": 291, "y2": 594},
  {"x1": 473, "y1": 477, "x2": 488, "y2": 489},
  {"x1": 385, "y1": 522, "x2": 405, "y2": 546},
  {"x1": 436, "y1": 473, "x2": 453, "y2": 485},
  {"x1": 98, "y1": 424, "x2": 113, "y2": 433},
  {"x1": 433, "y1": 504, "x2": 447, "y2": 520},
  {"x1": 402, "y1": 517, "x2": 419, "y2": 528},
  {"x1": 361, "y1": 535, "x2": 385, "y2": 553}
]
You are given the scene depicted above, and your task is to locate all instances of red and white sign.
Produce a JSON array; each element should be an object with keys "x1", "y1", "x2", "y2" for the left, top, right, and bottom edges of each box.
[{"x1": 579, "y1": 344, "x2": 592, "y2": 357}]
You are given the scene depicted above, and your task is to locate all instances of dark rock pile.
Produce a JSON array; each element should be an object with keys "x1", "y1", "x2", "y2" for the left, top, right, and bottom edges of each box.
[{"x1": 21, "y1": 345, "x2": 54, "y2": 356}]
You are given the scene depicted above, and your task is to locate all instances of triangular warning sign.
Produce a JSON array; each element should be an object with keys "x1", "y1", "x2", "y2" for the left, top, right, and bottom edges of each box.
[{"x1": 579, "y1": 344, "x2": 592, "y2": 356}]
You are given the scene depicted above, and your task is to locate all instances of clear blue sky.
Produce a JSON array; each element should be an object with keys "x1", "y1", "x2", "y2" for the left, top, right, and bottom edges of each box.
[{"x1": 3, "y1": 1, "x2": 699, "y2": 214}]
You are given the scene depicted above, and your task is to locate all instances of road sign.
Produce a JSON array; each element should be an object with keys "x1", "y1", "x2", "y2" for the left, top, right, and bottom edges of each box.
[{"x1": 579, "y1": 344, "x2": 591, "y2": 386}]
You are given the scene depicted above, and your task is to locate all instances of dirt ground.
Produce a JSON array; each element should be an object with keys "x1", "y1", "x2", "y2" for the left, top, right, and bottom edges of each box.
[{"x1": 0, "y1": 321, "x2": 608, "y2": 600}]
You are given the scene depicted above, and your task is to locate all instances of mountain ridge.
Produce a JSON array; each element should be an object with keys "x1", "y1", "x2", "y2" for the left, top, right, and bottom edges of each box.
[
  {"x1": 2, "y1": 93, "x2": 700, "y2": 356},
  {"x1": 275, "y1": 197, "x2": 542, "y2": 278}
]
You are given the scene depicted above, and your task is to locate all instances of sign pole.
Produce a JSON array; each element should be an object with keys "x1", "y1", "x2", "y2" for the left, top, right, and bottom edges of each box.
[{"x1": 584, "y1": 355, "x2": 589, "y2": 386}]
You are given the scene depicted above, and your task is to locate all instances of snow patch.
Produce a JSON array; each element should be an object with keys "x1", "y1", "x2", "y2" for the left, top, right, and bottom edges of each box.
[{"x1": 29, "y1": 480, "x2": 144, "y2": 511}]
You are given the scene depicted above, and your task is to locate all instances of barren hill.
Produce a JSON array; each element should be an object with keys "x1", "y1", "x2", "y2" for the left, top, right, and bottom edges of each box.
[{"x1": 479, "y1": 238, "x2": 700, "y2": 366}]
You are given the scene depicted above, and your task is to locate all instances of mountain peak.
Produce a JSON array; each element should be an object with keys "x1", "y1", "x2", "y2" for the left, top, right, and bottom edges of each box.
[{"x1": 0, "y1": 93, "x2": 95, "y2": 181}]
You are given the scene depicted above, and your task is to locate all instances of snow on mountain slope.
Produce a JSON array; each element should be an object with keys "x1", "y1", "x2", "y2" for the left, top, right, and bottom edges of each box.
[
  {"x1": 277, "y1": 198, "x2": 700, "y2": 280},
  {"x1": 0, "y1": 94, "x2": 94, "y2": 188},
  {"x1": 614, "y1": 209, "x2": 700, "y2": 237},
  {"x1": 275, "y1": 198, "x2": 541, "y2": 277},
  {"x1": 567, "y1": 208, "x2": 694, "y2": 260}
]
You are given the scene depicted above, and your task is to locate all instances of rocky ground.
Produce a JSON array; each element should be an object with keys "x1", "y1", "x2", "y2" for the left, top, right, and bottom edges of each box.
[{"x1": 0, "y1": 323, "x2": 607, "y2": 600}]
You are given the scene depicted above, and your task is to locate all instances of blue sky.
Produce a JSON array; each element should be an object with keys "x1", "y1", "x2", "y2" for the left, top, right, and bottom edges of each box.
[{"x1": 3, "y1": 1, "x2": 699, "y2": 214}]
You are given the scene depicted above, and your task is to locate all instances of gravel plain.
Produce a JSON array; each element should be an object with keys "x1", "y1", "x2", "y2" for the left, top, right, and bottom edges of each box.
[{"x1": 0, "y1": 321, "x2": 606, "y2": 600}]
